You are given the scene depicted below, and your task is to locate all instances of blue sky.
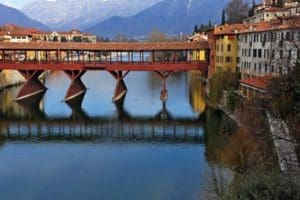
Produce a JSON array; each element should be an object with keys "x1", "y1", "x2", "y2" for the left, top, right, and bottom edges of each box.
[{"x1": 0, "y1": 0, "x2": 35, "y2": 8}]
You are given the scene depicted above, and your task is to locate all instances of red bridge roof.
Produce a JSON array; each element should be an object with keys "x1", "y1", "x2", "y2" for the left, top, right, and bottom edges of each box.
[{"x1": 0, "y1": 41, "x2": 209, "y2": 51}]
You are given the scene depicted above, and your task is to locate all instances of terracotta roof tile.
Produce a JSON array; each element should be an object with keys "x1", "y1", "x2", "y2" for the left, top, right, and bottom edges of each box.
[
  {"x1": 240, "y1": 75, "x2": 273, "y2": 90},
  {"x1": 0, "y1": 41, "x2": 209, "y2": 51},
  {"x1": 215, "y1": 16, "x2": 300, "y2": 35}
]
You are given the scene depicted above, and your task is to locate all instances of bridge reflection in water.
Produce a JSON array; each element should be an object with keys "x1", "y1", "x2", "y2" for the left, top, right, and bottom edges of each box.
[{"x1": 0, "y1": 90, "x2": 204, "y2": 144}]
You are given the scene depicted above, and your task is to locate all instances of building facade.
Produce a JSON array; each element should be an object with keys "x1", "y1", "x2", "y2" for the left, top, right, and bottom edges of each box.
[
  {"x1": 244, "y1": 0, "x2": 300, "y2": 24},
  {"x1": 188, "y1": 33, "x2": 208, "y2": 61},
  {"x1": 214, "y1": 24, "x2": 243, "y2": 73},
  {"x1": 238, "y1": 16, "x2": 300, "y2": 79},
  {"x1": 0, "y1": 24, "x2": 97, "y2": 43}
]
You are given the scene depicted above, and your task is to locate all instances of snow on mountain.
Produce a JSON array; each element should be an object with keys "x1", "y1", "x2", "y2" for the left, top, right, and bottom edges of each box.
[
  {"x1": 86, "y1": 0, "x2": 253, "y2": 37},
  {"x1": 21, "y1": 0, "x2": 161, "y2": 30},
  {"x1": 86, "y1": 0, "x2": 226, "y2": 37}
]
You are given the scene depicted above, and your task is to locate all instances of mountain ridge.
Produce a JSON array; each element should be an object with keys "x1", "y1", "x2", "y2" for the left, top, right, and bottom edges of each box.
[
  {"x1": 22, "y1": 0, "x2": 162, "y2": 30},
  {"x1": 0, "y1": 3, "x2": 49, "y2": 30},
  {"x1": 86, "y1": 0, "x2": 253, "y2": 37}
]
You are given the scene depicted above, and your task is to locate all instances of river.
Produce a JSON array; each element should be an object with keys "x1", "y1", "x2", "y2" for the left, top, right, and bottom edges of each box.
[{"x1": 0, "y1": 71, "x2": 232, "y2": 200}]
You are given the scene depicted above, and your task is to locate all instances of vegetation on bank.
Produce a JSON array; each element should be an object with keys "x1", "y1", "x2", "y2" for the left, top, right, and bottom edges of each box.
[
  {"x1": 221, "y1": 169, "x2": 300, "y2": 200},
  {"x1": 205, "y1": 60, "x2": 300, "y2": 199},
  {"x1": 208, "y1": 70, "x2": 239, "y2": 107}
]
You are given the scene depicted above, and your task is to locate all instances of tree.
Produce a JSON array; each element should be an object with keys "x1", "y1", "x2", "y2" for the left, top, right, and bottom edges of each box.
[
  {"x1": 72, "y1": 36, "x2": 82, "y2": 42},
  {"x1": 248, "y1": 0, "x2": 256, "y2": 17},
  {"x1": 147, "y1": 29, "x2": 168, "y2": 42},
  {"x1": 52, "y1": 36, "x2": 58, "y2": 42},
  {"x1": 113, "y1": 34, "x2": 129, "y2": 42},
  {"x1": 275, "y1": 0, "x2": 284, "y2": 7},
  {"x1": 193, "y1": 25, "x2": 198, "y2": 33},
  {"x1": 61, "y1": 36, "x2": 67, "y2": 42},
  {"x1": 221, "y1": 9, "x2": 226, "y2": 25},
  {"x1": 209, "y1": 70, "x2": 239, "y2": 105},
  {"x1": 225, "y1": 0, "x2": 250, "y2": 24}
]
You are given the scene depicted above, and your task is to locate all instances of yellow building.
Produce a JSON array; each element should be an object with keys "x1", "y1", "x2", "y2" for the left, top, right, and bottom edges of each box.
[
  {"x1": 191, "y1": 50, "x2": 206, "y2": 61},
  {"x1": 188, "y1": 72, "x2": 206, "y2": 114},
  {"x1": 188, "y1": 33, "x2": 207, "y2": 61},
  {"x1": 214, "y1": 24, "x2": 245, "y2": 72}
]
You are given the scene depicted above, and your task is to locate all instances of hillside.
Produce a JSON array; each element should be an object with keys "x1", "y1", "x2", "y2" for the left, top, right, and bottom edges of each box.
[
  {"x1": 22, "y1": 0, "x2": 161, "y2": 30},
  {"x1": 86, "y1": 0, "x2": 253, "y2": 37},
  {"x1": 0, "y1": 3, "x2": 49, "y2": 30}
]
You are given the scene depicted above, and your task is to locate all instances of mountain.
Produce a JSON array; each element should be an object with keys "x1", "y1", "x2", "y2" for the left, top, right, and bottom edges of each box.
[
  {"x1": 0, "y1": 3, "x2": 49, "y2": 30},
  {"x1": 86, "y1": 0, "x2": 252, "y2": 37},
  {"x1": 22, "y1": 0, "x2": 161, "y2": 30}
]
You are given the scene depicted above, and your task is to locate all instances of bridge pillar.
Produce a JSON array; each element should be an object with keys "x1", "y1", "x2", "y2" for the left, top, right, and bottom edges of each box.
[
  {"x1": 16, "y1": 70, "x2": 46, "y2": 101},
  {"x1": 109, "y1": 71, "x2": 130, "y2": 102},
  {"x1": 155, "y1": 71, "x2": 173, "y2": 102},
  {"x1": 64, "y1": 70, "x2": 87, "y2": 102}
]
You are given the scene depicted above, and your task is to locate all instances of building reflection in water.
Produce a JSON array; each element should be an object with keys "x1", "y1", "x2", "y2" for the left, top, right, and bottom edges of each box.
[
  {"x1": 0, "y1": 85, "x2": 31, "y2": 119},
  {"x1": 188, "y1": 71, "x2": 206, "y2": 115}
]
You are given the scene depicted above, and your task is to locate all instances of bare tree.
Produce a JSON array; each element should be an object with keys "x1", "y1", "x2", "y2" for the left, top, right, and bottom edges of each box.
[
  {"x1": 147, "y1": 29, "x2": 168, "y2": 42},
  {"x1": 113, "y1": 34, "x2": 129, "y2": 42},
  {"x1": 225, "y1": 0, "x2": 250, "y2": 24}
]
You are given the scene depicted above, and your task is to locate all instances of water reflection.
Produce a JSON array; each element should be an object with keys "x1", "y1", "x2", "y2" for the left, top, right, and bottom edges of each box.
[
  {"x1": 0, "y1": 71, "x2": 235, "y2": 200},
  {"x1": 0, "y1": 71, "x2": 207, "y2": 145}
]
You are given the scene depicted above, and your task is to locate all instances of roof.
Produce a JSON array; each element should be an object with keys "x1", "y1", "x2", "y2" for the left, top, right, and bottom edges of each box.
[
  {"x1": 240, "y1": 75, "x2": 273, "y2": 90},
  {"x1": 215, "y1": 15, "x2": 300, "y2": 35},
  {"x1": 0, "y1": 24, "x2": 96, "y2": 37},
  {"x1": 214, "y1": 24, "x2": 247, "y2": 35},
  {"x1": 0, "y1": 41, "x2": 209, "y2": 51}
]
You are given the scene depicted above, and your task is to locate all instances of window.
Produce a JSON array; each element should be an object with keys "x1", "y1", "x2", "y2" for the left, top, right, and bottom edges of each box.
[
  {"x1": 288, "y1": 50, "x2": 292, "y2": 60},
  {"x1": 280, "y1": 50, "x2": 283, "y2": 59},
  {"x1": 221, "y1": 44, "x2": 223, "y2": 52},
  {"x1": 273, "y1": 32, "x2": 277, "y2": 42},
  {"x1": 216, "y1": 45, "x2": 219, "y2": 51},
  {"x1": 265, "y1": 64, "x2": 268, "y2": 72},
  {"x1": 286, "y1": 32, "x2": 290, "y2": 41},
  {"x1": 253, "y1": 49, "x2": 257, "y2": 57},
  {"x1": 297, "y1": 50, "x2": 300, "y2": 60},
  {"x1": 271, "y1": 50, "x2": 275, "y2": 59},
  {"x1": 227, "y1": 44, "x2": 231, "y2": 52},
  {"x1": 226, "y1": 56, "x2": 231, "y2": 63},
  {"x1": 258, "y1": 49, "x2": 262, "y2": 58},
  {"x1": 237, "y1": 57, "x2": 240, "y2": 63}
]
